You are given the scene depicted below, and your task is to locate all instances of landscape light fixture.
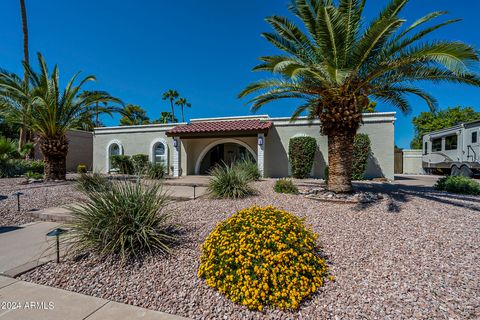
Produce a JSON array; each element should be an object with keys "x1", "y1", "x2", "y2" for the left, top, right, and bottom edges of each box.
[
  {"x1": 46, "y1": 228, "x2": 68, "y2": 263},
  {"x1": 192, "y1": 184, "x2": 198, "y2": 200},
  {"x1": 13, "y1": 192, "x2": 23, "y2": 211}
]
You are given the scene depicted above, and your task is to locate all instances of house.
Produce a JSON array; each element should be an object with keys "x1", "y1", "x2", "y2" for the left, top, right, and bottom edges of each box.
[{"x1": 93, "y1": 112, "x2": 396, "y2": 179}]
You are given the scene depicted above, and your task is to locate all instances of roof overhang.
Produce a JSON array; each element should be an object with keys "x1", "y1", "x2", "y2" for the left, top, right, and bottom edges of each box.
[{"x1": 166, "y1": 119, "x2": 273, "y2": 138}]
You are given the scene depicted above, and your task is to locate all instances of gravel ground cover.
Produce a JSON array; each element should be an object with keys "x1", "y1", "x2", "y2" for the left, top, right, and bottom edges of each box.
[
  {"x1": 20, "y1": 179, "x2": 480, "y2": 319},
  {"x1": 0, "y1": 176, "x2": 85, "y2": 226}
]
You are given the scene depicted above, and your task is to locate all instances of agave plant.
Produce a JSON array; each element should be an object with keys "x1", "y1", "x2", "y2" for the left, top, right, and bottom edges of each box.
[
  {"x1": 0, "y1": 53, "x2": 122, "y2": 180},
  {"x1": 240, "y1": 0, "x2": 480, "y2": 193}
]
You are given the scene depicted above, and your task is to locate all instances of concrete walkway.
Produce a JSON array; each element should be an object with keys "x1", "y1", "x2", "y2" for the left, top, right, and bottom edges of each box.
[
  {"x1": 0, "y1": 222, "x2": 62, "y2": 277},
  {"x1": 0, "y1": 276, "x2": 186, "y2": 319}
]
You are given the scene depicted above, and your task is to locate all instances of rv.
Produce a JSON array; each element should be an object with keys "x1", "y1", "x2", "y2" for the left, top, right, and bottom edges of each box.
[{"x1": 422, "y1": 120, "x2": 480, "y2": 177}]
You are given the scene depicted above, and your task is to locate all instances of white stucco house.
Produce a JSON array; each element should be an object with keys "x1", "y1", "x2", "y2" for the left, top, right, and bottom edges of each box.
[{"x1": 93, "y1": 112, "x2": 396, "y2": 180}]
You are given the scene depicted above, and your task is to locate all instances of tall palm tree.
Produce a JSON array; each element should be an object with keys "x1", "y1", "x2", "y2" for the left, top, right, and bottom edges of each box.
[
  {"x1": 175, "y1": 97, "x2": 191, "y2": 122},
  {"x1": 162, "y1": 89, "x2": 179, "y2": 123},
  {"x1": 78, "y1": 90, "x2": 123, "y2": 128},
  {"x1": 18, "y1": 0, "x2": 30, "y2": 150},
  {"x1": 240, "y1": 0, "x2": 480, "y2": 193},
  {"x1": 0, "y1": 53, "x2": 121, "y2": 180}
]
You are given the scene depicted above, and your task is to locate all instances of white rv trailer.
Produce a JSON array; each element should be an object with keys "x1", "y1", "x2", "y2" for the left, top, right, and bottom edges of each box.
[{"x1": 422, "y1": 120, "x2": 480, "y2": 177}]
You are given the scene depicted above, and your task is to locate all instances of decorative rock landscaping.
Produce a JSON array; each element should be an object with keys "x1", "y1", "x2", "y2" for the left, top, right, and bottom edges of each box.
[
  {"x1": 301, "y1": 186, "x2": 384, "y2": 203},
  {"x1": 19, "y1": 179, "x2": 480, "y2": 319}
]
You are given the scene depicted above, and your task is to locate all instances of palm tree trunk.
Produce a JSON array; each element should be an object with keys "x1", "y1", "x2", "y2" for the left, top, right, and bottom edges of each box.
[
  {"x1": 19, "y1": 0, "x2": 30, "y2": 151},
  {"x1": 39, "y1": 135, "x2": 69, "y2": 180},
  {"x1": 170, "y1": 99, "x2": 175, "y2": 123},
  {"x1": 327, "y1": 131, "x2": 355, "y2": 193}
]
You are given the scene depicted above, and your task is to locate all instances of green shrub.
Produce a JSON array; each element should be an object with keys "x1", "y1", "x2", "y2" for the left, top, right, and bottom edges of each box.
[
  {"x1": 434, "y1": 176, "x2": 480, "y2": 195},
  {"x1": 208, "y1": 162, "x2": 254, "y2": 199},
  {"x1": 273, "y1": 179, "x2": 299, "y2": 194},
  {"x1": 69, "y1": 181, "x2": 178, "y2": 260},
  {"x1": 76, "y1": 173, "x2": 112, "y2": 193},
  {"x1": 352, "y1": 134, "x2": 371, "y2": 180},
  {"x1": 111, "y1": 155, "x2": 133, "y2": 174},
  {"x1": 0, "y1": 159, "x2": 44, "y2": 178},
  {"x1": 25, "y1": 171, "x2": 43, "y2": 180},
  {"x1": 131, "y1": 154, "x2": 149, "y2": 174},
  {"x1": 234, "y1": 158, "x2": 260, "y2": 181},
  {"x1": 288, "y1": 137, "x2": 317, "y2": 179},
  {"x1": 146, "y1": 163, "x2": 166, "y2": 179},
  {"x1": 324, "y1": 166, "x2": 329, "y2": 184},
  {"x1": 77, "y1": 164, "x2": 87, "y2": 173}
]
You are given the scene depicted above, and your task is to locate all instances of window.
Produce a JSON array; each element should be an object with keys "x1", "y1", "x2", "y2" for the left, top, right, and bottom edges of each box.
[
  {"x1": 432, "y1": 138, "x2": 442, "y2": 152},
  {"x1": 472, "y1": 131, "x2": 478, "y2": 144},
  {"x1": 153, "y1": 142, "x2": 167, "y2": 165},
  {"x1": 445, "y1": 135, "x2": 458, "y2": 151},
  {"x1": 423, "y1": 142, "x2": 428, "y2": 155}
]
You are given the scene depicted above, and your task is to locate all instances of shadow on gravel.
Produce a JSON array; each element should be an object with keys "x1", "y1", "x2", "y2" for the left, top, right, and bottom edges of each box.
[
  {"x1": 0, "y1": 195, "x2": 8, "y2": 201},
  {"x1": 354, "y1": 183, "x2": 480, "y2": 213}
]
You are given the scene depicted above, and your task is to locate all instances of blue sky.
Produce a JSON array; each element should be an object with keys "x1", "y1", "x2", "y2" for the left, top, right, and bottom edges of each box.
[{"x1": 1, "y1": 0, "x2": 479, "y2": 148}]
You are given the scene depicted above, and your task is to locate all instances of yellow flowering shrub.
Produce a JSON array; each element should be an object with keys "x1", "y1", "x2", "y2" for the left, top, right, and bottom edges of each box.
[{"x1": 198, "y1": 205, "x2": 329, "y2": 311}]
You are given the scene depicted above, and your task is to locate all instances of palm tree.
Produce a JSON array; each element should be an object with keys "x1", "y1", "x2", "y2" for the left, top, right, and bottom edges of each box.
[
  {"x1": 162, "y1": 89, "x2": 179, "y2": 123},
  {"x1": 239, "y1": 0, "x2": 480, "y2": 193},
  {"x1": 77, "y1": 90, "x2": 123, "y2": 129},
  {"x1": 0, "y1": 53, "x2": 121, "y2": 180},
  {"x1": 18, "y1": 0, "x2": 30, "y2": 150},
  {"x1": 119, "y1": 104, "x2": 150, "y2": 126},
  {"x1": 156, "y1": 111, "x2": 178, "y2": 124},
  {"x1": 175, "y1": 97, "x2": 191, "y2": 122}
]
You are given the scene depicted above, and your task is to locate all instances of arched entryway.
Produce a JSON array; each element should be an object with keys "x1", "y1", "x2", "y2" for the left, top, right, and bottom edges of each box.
[
  {"x1": 195, "y1": 139, "x2": 257, "y2": 175},
  {"x1": 106, "y1": 139, "x2": 123, "y2": 172}
]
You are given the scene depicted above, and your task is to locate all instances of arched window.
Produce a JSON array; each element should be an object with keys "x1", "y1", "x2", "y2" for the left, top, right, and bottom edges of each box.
[
  {"x1": 106, "y1": 140, "x2": 123, "y2": 172},
  {"x1": 153, "y1": 142, "x2": 167, "y2": 165}
]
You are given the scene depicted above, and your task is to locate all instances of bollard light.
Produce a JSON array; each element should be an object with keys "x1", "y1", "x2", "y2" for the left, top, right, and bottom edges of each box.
[
  {"x1": 46, "y1": 228, "x2": 68, "y2": 263},
  {"x1": 192, "y1": 184, "x2": 198, "y2": 200},
  {"x1": 13, "y1": 192, "x2": 24, "y2": 212}
]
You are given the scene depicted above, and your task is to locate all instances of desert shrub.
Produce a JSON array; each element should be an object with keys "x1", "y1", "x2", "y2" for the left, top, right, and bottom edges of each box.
[
  {"x1": 352, "y1": 134, "x2": 371, "y2": 180},
  {"x1": 76, "y1": 173, "x2": 112, "y2": 193},
  {"x1": 288, "y1": 137, "x2": 317, "y2": 179},
  {"x1": 77, "y1": 164, "x2": 87, "y2": 173},
  {"x1": 0, "y1": 159, "x2": 44, "y2": 178},
  {"x1": 208, "y1": 162, "x2": 254, "y2": 199},
  {"x1": 324, "y1": 166, "x2": 329, "y2": 183},
  {"x1": 273, "y1": 179, "x2": 298, "y2": 194},
  {"x1": 146, "y1": 163, "x2": 166, "y2": 179},
  {"x1": 25, "y1": 171, "x2": 43, "y2": 180},
  {"x1": 234, "y1": 158, "x2": 260, "y2": 181},
  {"x1": 131, "y1": 154, "x2": 149, "y2": 173},
  {"x1": 198, "y1": 206, "x2": 330, "y2": 311},
  {"x1": 111, "y1": 155, "x2": 133, "y2": 174},
  {"x1": 69, "y1": 181, "x2": 178, "y2": 260},
  {"x1": 434, "y1": 176, "x2": 480, "y2": 195}
]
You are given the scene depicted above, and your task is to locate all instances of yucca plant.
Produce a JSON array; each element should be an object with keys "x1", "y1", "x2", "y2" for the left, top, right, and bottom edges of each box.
[
  {"x1": 208, "y1": 162, "x2": 255, "y2": 199},
  {"x1": 240, "y1": 0, "x2": 480, "y2": 193},
  {"x1": 68, "y1": 181, "x2": 178, "y2": 260},
  {"x1": 0, "y1": 53, "x2": 122, "y2": 180},
  {"x1": 234, "y1": 158, "x2": 261, "y2": 181}
]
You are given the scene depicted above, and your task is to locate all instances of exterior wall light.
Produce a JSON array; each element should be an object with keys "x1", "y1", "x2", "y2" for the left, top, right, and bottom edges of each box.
[
  {"x1": 173, "y1": 139, "x2": 178, "y2": 148},
  {"x1": 258, "y1": 136, "x2": 264, "y2": 146}
]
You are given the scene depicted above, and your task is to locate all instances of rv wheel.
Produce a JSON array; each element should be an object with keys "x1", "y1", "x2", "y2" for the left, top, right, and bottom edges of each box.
[
  {"x1": 450, "y1": 165, "x2": 461, "y2": 176},
  {"x1": 460, "y1": 165, "x2": 473, "y2": 178}
]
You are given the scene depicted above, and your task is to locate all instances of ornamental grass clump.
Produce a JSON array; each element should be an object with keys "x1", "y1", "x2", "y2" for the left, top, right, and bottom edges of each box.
[
  {"x1": 69, "y1": 181, "x2": 178, "y2": 260},
  {"x1": 198, "y1": 206, "x2": 330, "y2": 311},
  {"x1": 208, "y1": 162, "x2": 254, "y2": 199}
]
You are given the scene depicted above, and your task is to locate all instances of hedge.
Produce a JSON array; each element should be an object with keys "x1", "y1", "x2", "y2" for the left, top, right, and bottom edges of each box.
[
  {"x1": 288, "y1": 136, "x2": 317, "y2": 179},
  {"x1": 352, "y1": 134, "x2": 371, "y2": 180}
]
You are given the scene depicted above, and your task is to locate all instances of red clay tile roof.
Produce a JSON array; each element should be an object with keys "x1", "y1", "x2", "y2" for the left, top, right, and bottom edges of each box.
[{"x1": 166, "y1": 119, "x2": 273, "y2": 137}]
